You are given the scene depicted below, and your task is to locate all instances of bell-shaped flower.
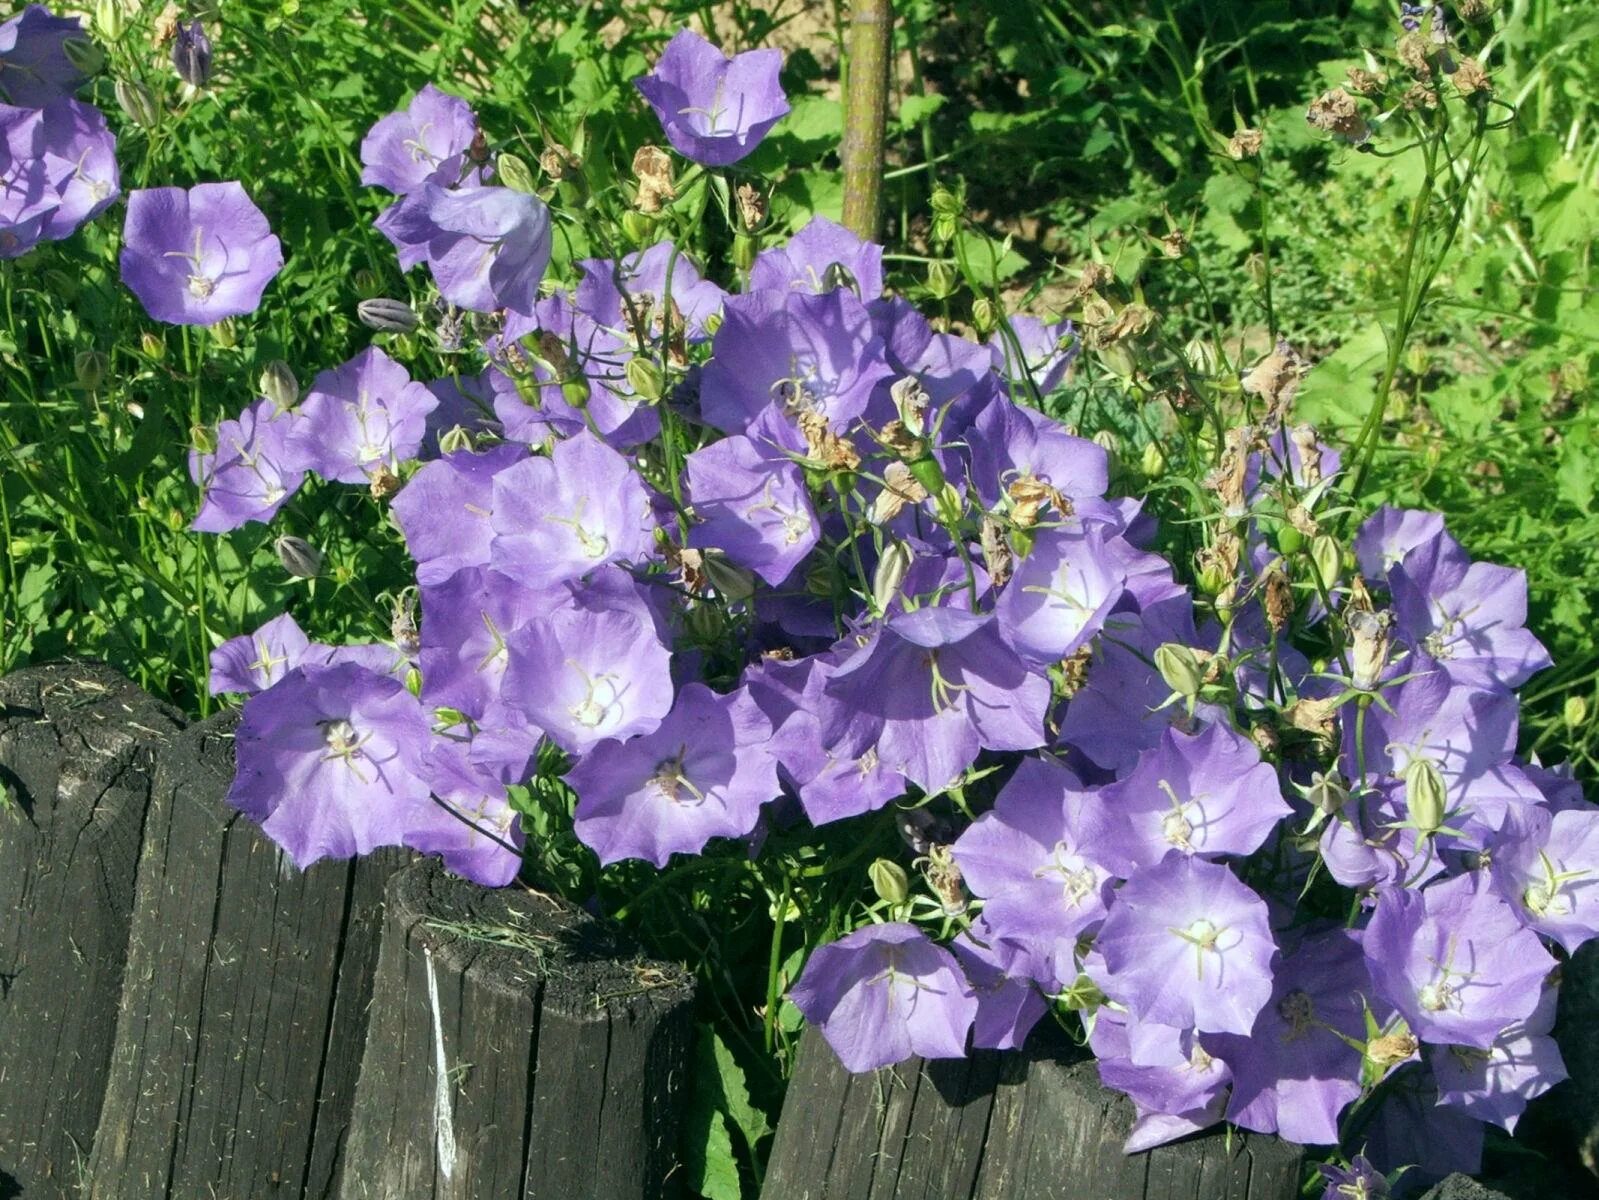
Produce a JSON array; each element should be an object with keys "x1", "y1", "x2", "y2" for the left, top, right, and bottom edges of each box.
[
  {"x1": 412, "y1": 731, "x2": 526, "y2": 887},
  {"x1": 404, "y1": 183, "x2": 551, "y2": 317},
  {"x1": 788, "y1": 923, "x2": 978, "y2": 1073},
  {"x1": 698, "y1": 288, "x2": 893, "y2": 435},
  {"x1": 634, "y1": 28, "x2": 789, "y2": 167},
  {"x1": 1097, "y1": 722, "x2": 1292, "y2": 874},
  {"x1": 1427, "y1": 983, "x2": 1566, "y2": 1134},
  {"x1": 120, "y1": 181, "x2": 283, "y2": 325},
  {"x1": 227, "y1": 662, "x2": 435, "y2": 869},
  {"x1": 950, "y1": 926, "x2": 1049, "y2": 1050},
  {"x1": 1364, "y1": 872, "x2": 1555, "y2": 1050},
  {"x1": 489, "y1": 429, "x2": 656, "y2": 589},
  {"x1": 1088, "y1": 1008, "x2": 1230, "y2": 1152},
  {"x1": 568, "y1": 682, "x2": 778, "y2": 867},
  {"x1": 574, "y1": 239, "x2": 726, "y2": 342},
  {"x1": 189, "y1": 397, "x2": 305, "y2": 532},
  {"x1": 0, "y1": 5, "x2": 86, "y2": 107},
  {"x1": 417, "y1": 565, "x2": 550, "y2": 721},
  {"x1": 749, "y1": 216, "x2": 884, "y2": 301},
  {"x1": 821, "y1": 607, "x2": 1049, "y2": 794},
  {"x1": 1354, "y1": 505, "x2": 1445, "y2": 580},
  {"x1": 392, "y1": 443, "x2": 527, "y2": 586},
  {"x1": 1092, "y1": 853, "x2": 1277, "y2": 1035},
  {"x1": 1488, "y1": 802, "x2": 1599, "y2": 952},
  {"x1": 209, "y1": 612, "x2": 313, "y2": 696},
  {"x1": 987, "y1": 315, "x2": 1078, "y2": 399},
  {"x1": 360, "y1": 83, "x2": 479, "y2": 196},
  {"x1": 289, "y1": 346, "x2": 438, "y2": 484},
  {"x1": 993, "y1": 523, "x2": 1125, "y2": 665},
  {"x1": 685, "y1": 433, "x2": 819, "y2": 586}
]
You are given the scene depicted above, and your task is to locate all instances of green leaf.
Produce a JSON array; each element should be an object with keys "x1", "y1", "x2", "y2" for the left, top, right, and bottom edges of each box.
[
  {"x1": 897, "y1": 93, "x2": 945, "y2": 128},
  {"x1": 777, "y1": 95, "x2": 843, "y2": 149},
  {"x1": 1558, "y1": 423, "x2": 1596, "y2": 514},
  {"x1": 1295, "y1": 322, "x2": 1389, "y2": 430},
  {"x1": 707, "y1": 1028, "x2": 771, "y2": 1155}
]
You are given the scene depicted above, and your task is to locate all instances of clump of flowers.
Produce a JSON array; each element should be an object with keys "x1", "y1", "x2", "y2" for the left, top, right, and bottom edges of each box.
[{"x1": 162, "y1": 22, "x2": 1590, "y2": 1198}]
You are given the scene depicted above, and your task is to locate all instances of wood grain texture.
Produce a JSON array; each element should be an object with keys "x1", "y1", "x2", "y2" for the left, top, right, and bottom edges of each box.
[
  {"x1": 762, "y1": 1025, "x2": 1304, "y2": 1200},
  {"x1": 0, "y1": 663, "x2": 184, "y2": 1198},
  {"x1": 85, "y1": 710, "x2": 408, "y2": 1200},
  {"x1": 339, "y1": 858, "x2": 696, "y2": 1200}
]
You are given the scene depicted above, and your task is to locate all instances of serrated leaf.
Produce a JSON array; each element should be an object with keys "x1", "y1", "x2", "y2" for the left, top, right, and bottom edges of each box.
[
  {"x1": 707, "y1": 1029, "x2": 771, "y2": 1155},
  {"x1": 897, "y1": 93, "x2": 944, "y2": 128}
]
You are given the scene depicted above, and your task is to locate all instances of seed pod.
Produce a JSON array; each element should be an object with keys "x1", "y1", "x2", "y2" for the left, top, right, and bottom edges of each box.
[
  {"x1": 1310, "y1": 534, "x2": 1342, "y2": 591},
  {"x1": 357, "y1": 297, "x2": 419, "y2": 333},
  {"x1": 274, "y1": 535, "x2": 323, "y2": 579},
  {"x1": 1140, "y1": 441, "x2": 1166, "y2": 479},
  {"x1": 497, "y1": 152, "x2": 537, "y2": 195},
  {"x1": 95, "y1": 0, "x2": 126, "y2": 40},
  {"x1": 140, "y1": 331, "x2": 165, "y2": 360},
  {"x1": 868, "y1": 859, "x2": 909, "y2": 906},
  {"x1": 259, "y1": 359, "x2": 298, "y2": 412},
  {"x1": 114, "y1": 79, "x2": 160, "y2": 130}
]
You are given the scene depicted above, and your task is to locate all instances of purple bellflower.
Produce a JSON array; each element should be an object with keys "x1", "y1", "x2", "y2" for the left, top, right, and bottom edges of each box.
[
  {"x1": 1354, "y1": 505, "x2": 1445, "y2": 581},
  {"x1": 189, "y1": 397, "x2": 305, "y2": 532},
  {"x1": 391, "y1": 443, "x2": 528, "y2": 586},
  {"x1": 290, "y1": 346, "x2": 438, "y2": 484},
  {"x1": 1428, "y1": 983, "x2": 1566, "y2": 1134},
  {"x1": 489, "y1": 429, "x2": 656, "y2": 589},
  {"x1": 789, "y1": 923, "x2": 978, "y2": 1073},
  {"x1": 0, "y1": 5, "x2": 86, "y2": 108},
  {"x1": 360, "y1": 83, "x2": 479, "y2": 196},
  {"x1": 1364, "y1": 872, "x2": 1555, "y2": 1050},
  {"x1": 120, "y1": 182, "x2": 284, "y2": 325},
  {"x1": 993, "y1": 524, "x2": 1126, "y2": 666},
  {"x1": 567, "y1": 682, "x2": 779, "y2": 867},
  {"x1": 413, "y1": 732, "x2": 526, "y2": 887},
  {"x1": 389, "y1": 183, "x2": 551, "y2": 317},
  {"x1": 634, "y1": 29, "x2": 789, "y2": 167},
  {"x1": 1489, "y1": 802, "x2": 1599, "y2": 952},
  {"x1": 749, "y1": 215, "x2": 884, "y2": 301},
  {"x1": 1093, "y1": 853, "x2": 1278, "y2": 1035},
  {"x1": 228, "y1": 662, "x2": 435, "y2": 869},
  {"x1": 209, "y1": 612, "x2": 313, "y2": 696},
  {"x1": 684, "y1": 434, "x2": 820, "y2": 585},
  {"x1": 821, "y1": 607, "x2": 1049, "y2": 794}
]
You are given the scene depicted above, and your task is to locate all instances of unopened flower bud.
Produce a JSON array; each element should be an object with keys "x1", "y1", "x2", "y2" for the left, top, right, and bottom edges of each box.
[
  {"x1": 620, "y1": 209, "x2": 655, "y2": 246},
  {"x1": 1097, "y1": 341, "x2": 1138, "y2": 380},
  {"x1": 1310, "y1": 534, "x2": 1342, "y2": 590},
  {"x1": 171, "y1": 20, "x2": 213, "y2": 88},
  {"x1": 930, "y1": 183, "x2": 962, "y2": 218},
  {"x1": 210, "y1": 316, "x2": 237, "y2": 348},
  {"x1": 497, "y1": 152, "x2": 537, "y2": 195},
  {"x1": 62, "y1": 37, "x2": 105, "y2": 77},
  {"x1": 140, "y1": 331, "x2": 165, "y2": 360},
  {"x1": 1140, "y1": 441, "x2": 1166, "y2": 479},
  {"x1": 259, "y1": 359, "x2": 298, "y2": 412},
  {"x1": 352, "y1": 268, "x2": 382, "y2": 299},
  {"x1": 74, "y1": 349, "x2": 108, "y2": 391},
  {"x1": 1405, "y1": 758, "x2": 1448, "y2": 836},
  {"x1": 274, "y1": 535, "x2": 323, "y2": 579},
  {"x1": 1092, "y1": 428, "x2": 1120, "y2": 465},
  {"x1": 924, "y1": 259, "x2": 956, "y2": 299},
  {"x1": 114, "y1": 79, "x2": 160, "y2": 130},
  {"x1": 1183, "y1": 337, "x2": 1219, "y2": 376},
  {"x1": 868, "y1": 859, "x2": 909, "y2": 906},
  {"x1": 1155, "y1": 643, "x2": 1206, "y2": 699},
  {"x1": 561, "y1": 375, "x2": 591, "y2": 408},
  {"x1": 872, "y1": 540, "x2": 912, "y2": 613},
  {"x1": 731, "y1": 232, "x2": 757, "y2": 272},
  {"x1": 357, "y1": 297, "x2": 419, "y2": 333},
  {"x1": 95, "y1": 0, "x2": 127, "y2": 41},
  {"x1": 190, "y1": 422, "x2": 216, "y2": 456},
  {"x1": 699, "y1": 551, "x2": 756, "y2": 604},
  {"x1": 970, "y1": 296, "x2": 997, "y2": 337},
  {"x1": 624, "y1": 356, "x2": 665, "y2": 402},
  {"x1": 1567, "y1": 695, "x2": 1589, "y2": 730}
]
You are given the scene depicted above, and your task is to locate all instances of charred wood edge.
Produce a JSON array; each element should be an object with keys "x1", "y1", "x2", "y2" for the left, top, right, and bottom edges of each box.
[
  {"x1": 85, "y1": 707, "x2": 409, "y2": 1200},
  {"x1": 0, "y1": 662, "x2": 185, "y2": 1199},
  {"x1": 761, "y1": 1023, "x2": 1304, "y2": 1200},
  {"x1": 340, "y1": 857, "x2": 697, "y2": 1199}
]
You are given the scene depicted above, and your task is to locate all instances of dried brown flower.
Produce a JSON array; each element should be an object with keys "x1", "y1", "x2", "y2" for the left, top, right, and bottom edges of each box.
[
  {"x1": 1306, "y1": 87, "x2": 1371, "y2": 145},
  {"x1": 632, "y1": 144, "x2": 675, "y2": 213},
  {"x1": 1226, "y1": 128, "x2": 1264, "y2": 160}
]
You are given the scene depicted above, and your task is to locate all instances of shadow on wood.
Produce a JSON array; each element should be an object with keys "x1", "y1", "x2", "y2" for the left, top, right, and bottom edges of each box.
[
  {"x1": 86, "y1": 710, "x2": 410, "y2": 1199},
  {"x1": 0, "y1": 663, "x2": 184, "y2": 1199},
  {"x1": 761, "y1": 1024, "x2": 1303, "y2": 1200},
  {"x1": 339, "y1": 857, "x2": 696, "y2": 1200}
]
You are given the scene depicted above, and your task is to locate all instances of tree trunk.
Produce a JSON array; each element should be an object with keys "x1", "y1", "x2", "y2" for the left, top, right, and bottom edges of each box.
[{"x1": 841, "y1": 0, "x2": 893, "y2": 242}]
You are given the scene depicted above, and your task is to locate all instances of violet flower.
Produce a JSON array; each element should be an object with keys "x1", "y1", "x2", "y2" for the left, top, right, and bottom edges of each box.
[
  {"x1": 227, "y1": 662, "x2": 435, "y2": 869},
  {"x1": 1363, "y1": 872, "x2": 1555, "y2": 1050},
  {"x1": 634, "y1": 28, "x2": 790, "y2": 167},
  {"x1": 120, "y1": 181, "x2": 283, "y2": 325},
  {"x1": 684, "y1": 433, "x2": 820, "y2": 585},
  {"x1": 788, "y1": 923, "x2": 978, "y2": 1072},
  {"x1": 1428, "y1": 986, "x2": 1566, "y2": 1134},
  {"x1": 567, "y1": 682, "x2": 779, "y2": 867},
  {"x1": 749, "y1": 216, "x2": 884, "y2": 300},
  {"x1": 987, "y1": 315, "x2": 1078, "y2": 399},
  {"x1": 950, "y1": 929, "x2": 1049, "y2": 1050},
  {"x1": 1093, "y1": 854, "x2": 1277, "y2": 1035},
  {"x1": 489, "y1": 430, "x2": 656, "y2": 589},
  {"x1": 289, "y1": 346, "x2": 438, "y2": 484},
  {"x1": 821, "y1": 607, "x2": 1049, "y2": 794},
  {"x1": 171, "y1": 20, "x2": 212, "y2": 89},
  {"x1": 993, "y1": 524, "x2": 1126, "y2": 666},
  {"x1": 1353, "y1": 505, "x2": 1446, "y2": 580},
  {"x1": 1089, "y1": 1009, "x2": 1231, "y2": 1151},
  {"x1": 0, "y1": 5, "x2": 86, "y2": 108},
  {"x1": 1489, "y1": 802, "x2": 1599, "y2": 952},
  {"x1": 391, "y1": 443, "x2": 528, "y2": 587},
  {"x1": 209, "y1": 612, "x2": 312, "y2": 696},
  {"x1": 189, "y1": 397, "x2": 305, "y2": 532},
  {"x1": 388, "y1": 183, "x2": 551, "y2": 317},
  {"x1": 416, "y1": 565, "x2": 550, "y2": 721},
  {"x1": 360, "y1": 83, "x2": 479, "y2": 196},
  {"x1": 1096, "y1": 722, "x2": 1292, "y2": 874},
  {"x1": 413, "y1": 732, "x2": 526, "y2": 887}
]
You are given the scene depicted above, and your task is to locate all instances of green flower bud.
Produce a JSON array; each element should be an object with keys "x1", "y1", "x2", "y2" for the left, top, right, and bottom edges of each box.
[
  {"x1": 1098, "y1": 342, "x2": 1138, "y2": 380},
  {"x1": 703, "y1": 310, "x2": 723, "y2": 337},
  {"x1": 1566, "y1": 694, "x2": 1589, "y2": 730},
  {"x1": 868, "y1": 858, "x2": 909, "y2": 906},
  {"x1": 74, "y1": 349, "x2": 108, "y2": 391},
  {"x1": 1310, "y1": 534, "x2": 1342, "y2": 590},
  {"x1": 1404, "y1": 757, "x2": 1448, "y2": 836},
  {"x1": 925, "y1": 259, "x2": 956, "y2": 299},
  {"x1": 1154, "y1": 643, "x2": 1206, "y2": 698},
  {"x1": 210, "y1": 316, "x2": 237, "y2": 348},
  {"x1": 624, "y1": 356, "x2": 666, "y2": 403},
  {"x1": 190, "y1": 422, "x2": 216, "y2": 456},
  {"x1": 259, "y1": 359, "x2": 299, "y2": 412},
  {"x1": 970, "y1": 296, "x2": 997, "y2": 337},
  {"x1": 140, "y1": 331, "x2": 165, "y2": 360},
  {"x1": 561, "y1": 376, "x2": 591, "y2": 408},
  {"x1": 496, "y1": 152, "x2": 538, "y2": 195},
  {"x1": 352, "y1": 269, "x2": 383, "y2": 299},
  {"x1": 274, "y1": 535, "x2": 323, "y2": 579},
  {"x1": 95, "y1": 0, "x2": 126, "y2": 41},
  {"x1": 62, "y1": 37, "x2": 105, "y2": 77},
  {"x1": 1140, "y1": 441, "x2": 1166, "y2": 479},
  {"x1": 620, "y1": 209, "x2": 655, "y2": 246},
  {"x1": 930, "y1": 185, "x2": 963, "y2": 217},
  {"x1": 907, "y1": 454, "x2": 947, "y2": 497},
  {"x1": 114, "y1": 79, "x2": 160, "y2": 130},
  {"x1": 1276, "y1": 525, "x2": 1305, "y2": 556},
  {"x1": 699, "y1": 551, "x2": 755, "y2": 603},
  {"x1": 1183, "y1": 337, "x2": 1219, "y2": 376},
  {"x1": 732, "y1": 232, "x2": 757, "y2": 272}
]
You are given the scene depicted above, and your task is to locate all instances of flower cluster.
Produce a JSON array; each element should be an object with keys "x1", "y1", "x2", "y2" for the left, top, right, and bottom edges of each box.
[
  {"x1": 0, "y1": 5, "x2": 119, "y2": 258},
  {"x1": 167, "y1": 27, "x2": 1592, "y2": 1196}
]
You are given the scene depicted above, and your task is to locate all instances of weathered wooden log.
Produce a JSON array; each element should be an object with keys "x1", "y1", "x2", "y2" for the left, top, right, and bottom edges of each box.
[
  {"x1": 1419, "y1": 1177, "x2": 1513, "y2": 1200},
  {"x1": 0, "y1": 663, "x2": 184, "y2": 1198},
  {"x1": 761, "y1": 1024, "x2": 1304, "y2": 1200},
  {"x1": 86, "y1": 710, "x2": 409, "y2": 1199},
  {"x1": 339, "y1": 857, "x2": 697, "y2": 1200},
  {"x1": 1550, "y1": 938, "x2": 1599, "y2": 1180}
]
